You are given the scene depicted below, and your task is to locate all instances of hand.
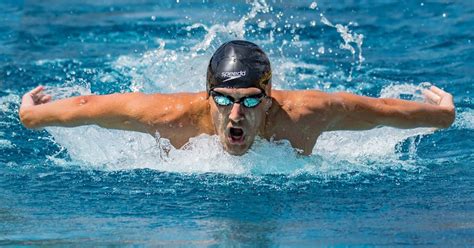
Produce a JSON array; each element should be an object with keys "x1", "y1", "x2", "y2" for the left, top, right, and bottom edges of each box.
[
  {"x1": 422, "y1": 84, "x2": 455, "y2": 129},
  {"x1": 21, "y1": 85, "x2": 52, "y2": 109},
  {"x1": 422, "y1": 85, "x2": 454, "y2": 111},
  {"x1": 19, "y1": 86, "x2": 53, "y2": 128}
]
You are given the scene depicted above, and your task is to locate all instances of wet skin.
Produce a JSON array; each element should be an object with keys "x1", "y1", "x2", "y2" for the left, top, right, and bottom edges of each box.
[
  {"x1": 209, "y1": 87, "x2": 272, "y2": 155},
  {"x1": 19, "y1": 85, "x2": 455, "y2": 155}
]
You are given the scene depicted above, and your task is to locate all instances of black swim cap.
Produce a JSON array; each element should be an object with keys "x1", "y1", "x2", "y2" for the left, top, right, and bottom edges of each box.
[{"x1": 206, "y1": 40, "x2": 271, "y2": 94}]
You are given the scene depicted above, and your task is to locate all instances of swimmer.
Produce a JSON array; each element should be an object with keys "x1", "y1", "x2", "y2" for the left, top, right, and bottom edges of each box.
[{"x1": 19, "y1": 40, "x2": 455, "y2": 155}]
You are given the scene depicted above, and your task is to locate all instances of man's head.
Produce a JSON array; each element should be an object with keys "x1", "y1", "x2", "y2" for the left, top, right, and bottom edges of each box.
[{"x1": 206, "y1": 40, "x2": 272, "y2": 155}]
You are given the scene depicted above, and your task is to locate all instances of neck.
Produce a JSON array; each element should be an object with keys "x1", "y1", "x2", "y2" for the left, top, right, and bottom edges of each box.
[{"x1": 261, "y1": 96, "x2": 280, "y2": 138}]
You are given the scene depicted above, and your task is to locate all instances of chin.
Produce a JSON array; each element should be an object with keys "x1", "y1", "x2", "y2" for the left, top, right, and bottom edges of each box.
[{"x1": 224, "y1": 143, "x2": 250, "y2": 156}]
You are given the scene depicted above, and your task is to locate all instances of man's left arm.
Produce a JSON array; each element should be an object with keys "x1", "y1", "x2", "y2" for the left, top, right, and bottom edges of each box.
[{"x1": 326, "y1": 85, "x2": 455, "y2": 131}]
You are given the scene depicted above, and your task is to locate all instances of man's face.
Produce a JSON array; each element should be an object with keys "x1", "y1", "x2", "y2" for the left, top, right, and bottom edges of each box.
[{"x1": 209, "y1": 87, "x2": 270, "y2": 155}]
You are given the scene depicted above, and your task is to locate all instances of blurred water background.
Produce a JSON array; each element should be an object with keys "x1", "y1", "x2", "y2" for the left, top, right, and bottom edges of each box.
[{"x1": 1, "y1": 0, "x2": 473, "y2": 245}]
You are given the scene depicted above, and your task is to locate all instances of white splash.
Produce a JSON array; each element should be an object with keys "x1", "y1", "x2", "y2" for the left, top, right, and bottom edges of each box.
[
  {"x1": 0, "y1": 93, "x2": 20, "y2": 113},
  {"x1": 271, "y1": 60, "x2": 329, "y2": 90},
  {"x1": 39, "y1": 82, "x2": 435, "y2": 177},
  {"x1": 113, "y1": 40, "x2": 209, "y2": 93},
  {"x1": 111, "y1": 0, "x2": 365, "y2": 94},
  {"x1": 1, "y1": 93, "x2": 21, "y2": 130},
  {"x1": 455, "y1": 109, "x2": 474, "y2": 130},
  {"x1": 23, "y1": 1, "x2": 449, "y2": 178},
  {"x1": 42, "y1": 85, "x2": 92, "y2": 99},
  {"x1": 186, "y1": 0, "x2": 270, "y2": 54},
  {"x1": 0, "y1": 139, "x2": 14, "y2": 149},
  {"x1": 320, "y1": 16, "x2": 364, "y2": 64},
  {"x1": 316, "y1": 83, "x2": 435, "y2": 167},
  {"x1": 111, "y1": 0, "x2": 273, "y2": 94},
  {"x1": 321, "y1": 16, "x2": 364, "y2": 81}
]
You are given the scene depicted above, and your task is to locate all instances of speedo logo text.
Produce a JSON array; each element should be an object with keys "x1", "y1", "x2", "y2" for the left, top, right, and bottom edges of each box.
[{"x1": 221, "y1": 71, "x2": 246, "y2": 82}]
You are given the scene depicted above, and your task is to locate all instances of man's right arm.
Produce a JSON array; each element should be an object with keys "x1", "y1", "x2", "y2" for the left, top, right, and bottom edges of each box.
[
  {"x1": 19, "y1": 86, "x2": 150, "y2": 132},
  {"x1": 19, "y1": 86, "x2": 212, "y2": 148}
]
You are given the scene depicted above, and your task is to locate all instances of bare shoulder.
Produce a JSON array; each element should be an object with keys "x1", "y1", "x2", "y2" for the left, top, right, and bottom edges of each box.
[
  {"x1": 264, "y1": 90, "x2": 337, "y2": 154},
  {"x1": 271, "y1": 89, "x2": 336, "y2": 116},
  {"x1": 130, "y1": 92, "x2": 213, "y2": 146}
]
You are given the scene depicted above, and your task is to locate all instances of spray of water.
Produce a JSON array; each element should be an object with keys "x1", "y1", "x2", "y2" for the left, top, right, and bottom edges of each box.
[
  {"x1": 7, "y1": 1, "x2": 463, "y2": 178},
  {"x1": 320, "y1": 16, "x2": 364, "y2": 81},
  {"x1": 37, "y1": 83, "x2": 435, "y2": 177},
  {"x1": 455, "y1": 109, "x2": 474, "y2": 130},
  {"x1": 112, "y1": 0, "x2": 271, "y2": 94},
  {"x1": 186, "y1": 0, "x2": 270, "y2": 54}
]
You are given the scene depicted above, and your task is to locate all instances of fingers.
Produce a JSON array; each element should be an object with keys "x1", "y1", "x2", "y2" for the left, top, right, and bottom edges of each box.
[
  {"x1": 431, "y1": 86, "x2": 453, "y2": 107},
  {"x1": 439, "y1": 94, "x2": 454, "y2": 108},
  {"x1": 39, "y1": 94, "x2": 52, "y2": 104},
  {"x1": 29, "y1": 85, "x2": 44, "y2": 95},
  {"x1": 32, "y1": 93, "x2": 52, "y2": 104},
  {"x1": 430, "y1": 85, "x2": 447, "y2": 96},
  {"x1": 422, "y1": 85, "x2": 454, "y2": 109},
  {"x1": 422, "y1": 89, "x2": 441, "y2": 105},
  {"x1": 32, "y1": 92, "x2": 44, "y2": 102},
  {"x1": 21, "y1": 86, "x2": 52, "y2": 107}
]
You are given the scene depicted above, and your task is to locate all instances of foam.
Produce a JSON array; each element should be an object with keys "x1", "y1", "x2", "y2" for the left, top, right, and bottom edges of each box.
[
  {"x1": 109, "y1": 0, "x2": 367, "y2": 95},
  {"x1": 24, "y1": 0, "x2": 453, "y2": 178},
  {"x1": 0, "y1": 139, "x2": 14, "y2": 149},
  {"x1": 113, "y1": 42, "x2": 209, "y2": 93},
  {"x1": 0, "y1": 94, "x2": 20, "y2": 113},
  {"x1": 40, "y1": 81, "x2": 437, "y2": 177},
  {"x1": 455, "y1": 109, "x2": 474, "y2": 130},
  {"x1": 112, "y1": 0, "x2": 270, "y2": 94}
]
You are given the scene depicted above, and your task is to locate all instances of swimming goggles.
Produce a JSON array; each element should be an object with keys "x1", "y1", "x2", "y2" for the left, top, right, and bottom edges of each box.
[{"x1": 210, "y1": 91, "x2": 266, "y2": 108}]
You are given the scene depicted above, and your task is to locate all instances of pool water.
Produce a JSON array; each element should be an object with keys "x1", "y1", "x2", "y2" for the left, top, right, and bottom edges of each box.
[{"x1": 1, "y1": 0, "x2": 474, "y2": 246}]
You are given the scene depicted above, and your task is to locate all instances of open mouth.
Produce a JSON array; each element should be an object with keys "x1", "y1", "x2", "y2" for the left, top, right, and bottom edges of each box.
[{"x1": 229, "y1": 127, "x2": 245, "y2": 143}]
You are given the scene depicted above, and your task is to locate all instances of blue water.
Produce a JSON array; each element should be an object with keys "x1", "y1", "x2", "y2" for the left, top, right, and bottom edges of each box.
[{"x1": 1, "y1": 0, "x2": 474, "y2": 246}]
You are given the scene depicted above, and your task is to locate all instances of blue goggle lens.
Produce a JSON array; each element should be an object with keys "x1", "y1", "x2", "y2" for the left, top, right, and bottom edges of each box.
[
  {"x1": 211, "y1": 92, "x2": 264, "y2": 108},
  {"x1": 213, "y1": 95, "x2": 233, "y2": 106},
  {"x1": 242, "y1": 97, "x2": 261, "y2": 108}
]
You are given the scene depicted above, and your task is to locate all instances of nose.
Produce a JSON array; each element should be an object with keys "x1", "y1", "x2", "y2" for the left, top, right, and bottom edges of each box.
[{"x1": 229, "y1": 103, "x2": 244, "y2": 123}]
